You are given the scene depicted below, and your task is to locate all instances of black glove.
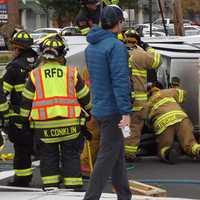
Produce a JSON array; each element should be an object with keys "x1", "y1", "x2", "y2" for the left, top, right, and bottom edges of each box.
[
  {"x1": 141, "y1": 42, "x2": 149, "y2": 51},
  {"x1": 81, "y1": 126, "x2": 92, "y2": 141},
  {"x1": 7, "y1": 116, "x2": 32, "y2": 145},
  {"x1": 9, "y1": 115, "x2": 30, "y2": 131}
]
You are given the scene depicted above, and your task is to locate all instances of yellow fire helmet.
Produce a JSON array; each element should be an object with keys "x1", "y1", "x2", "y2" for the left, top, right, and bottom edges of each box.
[
  {"x1": 41, "y1": 37, "x2": 66, "y2": 59},
  {"x1": 10, "y1": 30, "x2": 33, "y2": 49},
  {"x1": 124, "y1": 29, "x2": 141, "y2": 47}
]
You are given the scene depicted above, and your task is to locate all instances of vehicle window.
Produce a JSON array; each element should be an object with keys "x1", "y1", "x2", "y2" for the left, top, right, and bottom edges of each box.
[
  {"x1": 33, "y1": 29, "x2": 58, "y2": 34},
  {"x1": 43, "y1": 30, "x2": 58, "y2": 33},
  {"x1": 185, "y1": 27, "x2": 195, "y2": 30},
  {"x1": 32, "y1": 30, "x2": 43, "y2": 33},
  {"x1": 31, "y1": 34, "x2": 41, "y2": 40},
  {"x1": 183, "y1": 20, "x2": 191, "y2": 24},
  {"x1": 154, "y1": 19, "x2": 162, "y2": 25}
]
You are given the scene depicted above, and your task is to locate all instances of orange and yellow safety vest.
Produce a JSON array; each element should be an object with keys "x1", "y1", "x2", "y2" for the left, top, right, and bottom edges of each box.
[{"x1": 29, "y1": 64, "x2": 81, "y2": 121}]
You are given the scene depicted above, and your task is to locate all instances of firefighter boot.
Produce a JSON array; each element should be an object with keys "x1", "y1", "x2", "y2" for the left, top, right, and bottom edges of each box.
[
  {"x1": 192, "y1": 144, "x2": 200, "y2": 159},
  {"x1": 163, "y1": 144, "x2": 180, "y2": 164},
  {"x1": 125, "y1": 154, "x2": 137, "y2": 163},
  {"x1": 7, "y1": 175, "x2": 32, "y2": 187}
]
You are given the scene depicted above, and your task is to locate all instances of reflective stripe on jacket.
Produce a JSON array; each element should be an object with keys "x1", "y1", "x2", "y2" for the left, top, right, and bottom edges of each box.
[
  {"x1": 148, "y1": 88, "x2": 187, "y2": 135},
  {"x1": 29, "y1": 64, "x2": 81, "y2": 120},
  {"x1": 153, "y1": 110, "x2": 187, "y2": 135},
  {"x1": 147, "y1": 48, "x2": 162, "y2": 69},
  {"x1": 80, "y1": 27, "x2": 90, "y2": 35},
  {"x1": 129, "y1": 45, "x2": 162, "y2": 113}
]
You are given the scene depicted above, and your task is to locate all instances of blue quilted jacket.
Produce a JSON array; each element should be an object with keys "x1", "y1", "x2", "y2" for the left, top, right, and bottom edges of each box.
[{"x1": 85, "y1": 26, "x2": 132, "y2": 118}]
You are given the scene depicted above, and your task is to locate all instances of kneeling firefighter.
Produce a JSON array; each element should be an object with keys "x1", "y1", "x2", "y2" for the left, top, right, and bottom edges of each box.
[
  {"x1": 148, "y1": 82, "x2": 200, "y2": 164},
  {"x1": 19, "y1": 37, "x2": 92, "y2": 190},
  {"x1": 1, "y1": 30, "x2": 38, "y2": 186}
]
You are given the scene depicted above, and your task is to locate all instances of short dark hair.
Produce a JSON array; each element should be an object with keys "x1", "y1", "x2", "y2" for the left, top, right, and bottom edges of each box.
[{"x1": 101, "y1": 5, "x2": 124, "y2": 30}]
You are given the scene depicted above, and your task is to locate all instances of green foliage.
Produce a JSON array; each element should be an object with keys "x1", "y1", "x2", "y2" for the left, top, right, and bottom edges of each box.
[
  {"x1": 37, "y1": 0, "x2": 80, "y2": 15},
  {"x1": 120, "y1": 0, "x2": 137, "y2": 9},
  {"x1": 36, "y1": 0, "x2": 138, "y2": 26},
  {"x1": 182, "y1": 0, "x2": 200, "y2": 16},
  {"x1": 0, "y1": 53, "x2": 12, "y2": 64},
  {"x1": 36, "y1": 0, "x2": 80, "y2": 26}
]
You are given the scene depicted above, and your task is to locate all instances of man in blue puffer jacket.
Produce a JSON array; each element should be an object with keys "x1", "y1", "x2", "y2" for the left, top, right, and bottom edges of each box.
[{"x1": 83, "y1": 5, "x2": 132, "y2": 200}]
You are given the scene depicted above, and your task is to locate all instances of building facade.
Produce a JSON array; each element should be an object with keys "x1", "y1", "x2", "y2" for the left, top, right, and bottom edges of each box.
[{"x1": 19, "y1": 0, "x2": 53, "y2": 32}]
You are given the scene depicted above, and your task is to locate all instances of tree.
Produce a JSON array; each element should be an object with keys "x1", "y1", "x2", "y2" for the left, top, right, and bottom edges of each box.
[
  {"x1": 120, "y1": 0, "x2": 137, "y2": 9},
  {"x1": 36, "y1": 0, "x2": 80, "y2": 27},
  {"x1": 36, "y1": 0, "x2": 51, "y2": 27},
  {"x1": 182, "y1": 0, "x2": 200, "y2": 18}
]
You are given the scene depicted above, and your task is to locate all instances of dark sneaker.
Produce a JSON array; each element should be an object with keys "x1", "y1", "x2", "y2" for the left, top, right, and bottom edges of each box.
[{"x1": 125, "y1": 154, "x2": 137, "y2": 163}]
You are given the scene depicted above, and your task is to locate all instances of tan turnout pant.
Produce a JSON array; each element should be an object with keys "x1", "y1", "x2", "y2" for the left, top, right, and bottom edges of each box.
[
  {"x1": 81, "y1": 117, "x2": 100, "y2": 167},
  {"x1": 157, "y1": 118, "x2": 198, "y2": 157},
  {"x1": 124, "y1": 111, "x2": 145, "y2": 156}
]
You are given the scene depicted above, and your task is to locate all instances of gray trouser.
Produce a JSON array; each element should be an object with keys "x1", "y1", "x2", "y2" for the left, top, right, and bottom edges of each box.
[{"x1": 83, "y1": 114, "x2": 132, "y2": 200}]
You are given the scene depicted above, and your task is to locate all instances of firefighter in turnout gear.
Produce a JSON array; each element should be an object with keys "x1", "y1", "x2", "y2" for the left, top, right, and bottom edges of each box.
[
  {"x1": 76, "y1": 0, "x2": 119, "y2": 35},
  {"x1": 148, "y1": 82, "x2": 200, "y2": 164},
  {"x1": 124, "y1": 29, "x2": 162, "y2": 161},
  {"x1": 80, "y1": 68, "x2": 101, "y2": 175},
  {"x1": 1, "y1": 30, "x2": 38, "y2": 187},
  {"x1": 20, "y1": 37, "x2": 91, "y2": 190}
]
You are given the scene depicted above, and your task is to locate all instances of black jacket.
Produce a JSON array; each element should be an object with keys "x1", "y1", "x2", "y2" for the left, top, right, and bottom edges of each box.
[
  {"x1": 2, "y1": 48, "x2": 38, "y2": 113},
  {"x1": 76, "y1": 4, "x2": 101, "y2": 29}
]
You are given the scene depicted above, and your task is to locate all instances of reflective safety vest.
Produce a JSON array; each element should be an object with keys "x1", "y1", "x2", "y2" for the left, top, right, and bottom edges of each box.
[{"x1": 29, "y1": 63, "x2": 81, "y2": 121}]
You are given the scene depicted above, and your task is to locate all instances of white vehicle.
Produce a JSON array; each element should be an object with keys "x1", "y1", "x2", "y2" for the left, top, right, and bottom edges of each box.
[
  {"x1": 60, "y1": 26, "x2": 81, "y2": 36},
  {"x1": 32, "y1": 28, "x2": 61, "y2": 34},
  {"x1": 135, "y1": 23, "x2": 160, "y2": 32},
  {"x1": 143, "y1": 30, "x2": 166, "y2": 37},
  {"x1": 31, "y1": 28, "x2": 61, "y2": 43},
  {"x1": 153, "y1": 18, "x2": 192, "y2": 28},
  {"x1": 184, "y1": 25, "x2": 200, "y2": 36}
]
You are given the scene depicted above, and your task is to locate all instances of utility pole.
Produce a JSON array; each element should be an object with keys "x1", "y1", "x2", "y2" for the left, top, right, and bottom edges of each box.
[
  {"x1": 149, "y1": 0, "x2": 153, "y2": 37},
  {"x1": 158, "y1": 0, "x2": 168, "y2": 36},
  {"x1": 172, "y1": 0, "x2": 185, "y2": 36}
]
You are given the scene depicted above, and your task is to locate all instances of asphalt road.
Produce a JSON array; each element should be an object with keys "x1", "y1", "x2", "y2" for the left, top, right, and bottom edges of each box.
[{"x1": 0, "y1": 139, "x2": 200, "y2": 199}]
